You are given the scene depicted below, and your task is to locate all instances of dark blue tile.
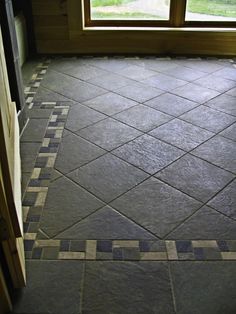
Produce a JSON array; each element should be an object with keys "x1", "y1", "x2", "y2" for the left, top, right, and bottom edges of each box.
[
  {"x1": 217, "y1": 240, "x2": 229, "y2": 252},
  {"x1": 32, "y1": 247, "x2": 42, "y2": 259},
  {"x1": 70, "y1": 240, "x2": 86, "y2": 252},
  {"x1": 29, "y1": 179, "x2": 41, "y2": 187},
  {"x1": 113, "y1": 248, "x2": 123, "y2": 260},
  {"x1": 23, "y1": 222, "x2": 29, "y2": 233},
  {"x1": 24, "y1": 240, "x2": 34, "y2": 251},
  {"x1": 60, "y1": 240, "x2": 70, "y2": 251},
  {"x1": 139, "y1": 240, "x2": 150, "y2": 252},
  {"x1": 176, "y1": 241, "x2": 193, "y2": 253},
  {"x1": 194, "y1": 248, "x2": 205, "y2": 260},
  {"x1": 97, "y1": 240, "x2": 112, "y2": 252}
]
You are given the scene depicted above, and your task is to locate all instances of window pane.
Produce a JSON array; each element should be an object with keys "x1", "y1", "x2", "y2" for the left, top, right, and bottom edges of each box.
[
  {"x1": 186, "y1": 0, "x2": 236, "y2": 21},
  {"x1": 90, "y1": 0, "x2": 170, "y2": 20}
]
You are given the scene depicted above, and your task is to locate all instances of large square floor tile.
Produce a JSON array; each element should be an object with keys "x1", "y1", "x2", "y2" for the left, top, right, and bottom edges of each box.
[
  {"x1": 77, "y1": 118, "x2": 141, "y2": 151},
  {"x1": 170, "y1": 261, "x2": 236, "y2": 314},
  {"x1": 208, "y1": 179, "x2": 236, "y2": 220},
  {"x1": 113, "y1": 134, "x2": 184, "y2": 174},
  {"x1": 88, "y1": 72, "x2": 134, "y2": 91},
  {"x1": 192, "y1": 135, "x2": 236, "y2": 173},
  {"x1": 13, "y1": 260, "x2": 84, "y2": 314},
  {"x1": 20, "y1": 142, "x2": 41, "y2": 173},
  {"x1": 214, "y1": 67, "x2": 236, "y2": 81},
  {"x1": 82, "y1": 261, "x2": 175, "y2": 314},
  {"x1": 55, "y1": 133, "x2": 105, "y2": 174},
  {"x1": 65, "y1": 103, "x2": 106, "y2": 132},
  {"x1": 21, "y1": 119, "x2": 48, "y2": 143},
  {"x1": 206, "y1": 94, "x2": 236, "y2": 116},
  {"x1": 42, "y1": 70, "x2": 106, "y2": 102},
  {"x1": 115, "y1": 82, "x2": 163, "y2": 103},
  {"x1": 145, "y1": 93, "x2": 198, "y2": 117},
  {"x1": 40, "y1": 176, "x2": 104, "y2": 237},
  {"x1": 142, "y1": 73, "x2": 187, "y2": 91},
  {"x1": 220, "y1": 123, "x2": 236, "y2": 141},
  {"x1": 114, "y1": 104, "x2": 172, "y2": 132},
  {"x1": 150, "y1": 119, "x2": 213, "y2": 151},
  {"x1": 172, "y1": 83, "x2": 219, "y2": 104},
  {"x1": 57, "y1": 206, "x2": 155, "y2": 239},
  {"x1": 176, "y1": 59, "x2": 224, "y2": 73},
  {"x1": 167, "y1": 205, "x2": 236, "y2": 240},
  {"x1": 111, "y1": 177, "x2": 201, "y2": 238},
  {"x1": 83, "y1": 92, "x2": 137, "y2": 115},
  {"x1": 180, "y1": 105, "x2": 236, "y2": 133},
  {"x1": 194, "y1": 74, "x2": 236, "y2": 93},
  {"x1": 116, "y1": 65, "x2": 157, "y2": 81},
  {"x1": 156, "y1": 154, "x2": 234, "y2": 202},
  {"x1": 162, "y1": 65, "x2": 206, "y2": 81},
  {"x1": 68, "y1": 153, "x2": 148, "y2": 203}
]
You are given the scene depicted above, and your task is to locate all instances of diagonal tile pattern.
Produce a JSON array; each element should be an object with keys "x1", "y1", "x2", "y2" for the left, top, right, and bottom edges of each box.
[{"x1": 18, "y1": 56, "x2": 236, "y2": 314}]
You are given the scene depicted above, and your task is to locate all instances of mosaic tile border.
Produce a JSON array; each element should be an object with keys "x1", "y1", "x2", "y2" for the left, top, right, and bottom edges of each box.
[{"x1": 22, "y1": 58, "x2": 236, "y2": 261}]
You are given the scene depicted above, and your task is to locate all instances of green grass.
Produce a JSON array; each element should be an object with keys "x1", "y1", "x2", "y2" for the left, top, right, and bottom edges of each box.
[
  {"x1": 92, "y1": 0, "x2": 134, "y2": 7},
  {"x1": 92, "y1": 11, "x2": 163, "y2": 19},
  {"x1": 187, "y1": 0, "x2": 236, "y2": 17}
]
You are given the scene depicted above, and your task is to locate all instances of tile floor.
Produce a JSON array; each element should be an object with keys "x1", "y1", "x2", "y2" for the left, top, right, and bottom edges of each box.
[{"x1": 16, "y1": 56, "x2": 236, "y2": 314}]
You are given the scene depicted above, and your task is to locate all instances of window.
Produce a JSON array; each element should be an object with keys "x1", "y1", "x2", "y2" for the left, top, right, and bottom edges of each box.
[{"x1": 84, "y1": 0, "x2": 236, "y2": 27}]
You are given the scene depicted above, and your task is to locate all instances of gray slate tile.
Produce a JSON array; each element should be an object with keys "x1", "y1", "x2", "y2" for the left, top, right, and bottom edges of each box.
[
  {"x1": 20, "y1": 142, "x2": 41, "y2": 173},
  {"x1": 172, "y1": 83, "x2": 220, "y2": 104},
  {"x1": 88, "y1": 58, "x2": 130, "y2": 72},
  {"x1": 111, "y1": 177, "x2": 201, "y2": 238},
  {"x1": 68, "y1": 153, "x2": 148, "y2": 203},
  {"x1": 162, "y1": 65, "x2": 206, "y2": 81},
  {"x1": 40, "y1": 176, "x2": 104, "y2": 237},
  {"x1": 115, "y1": 82, "x2": 163, "y2": 103},
  {"x1": 21, "y1": 119, "x2": 48, "y2": 142},
  {"x1": 83, "y1": 261, "x2": 175, "y2": 314},
  {"x1": 180, "y1": 105, "x2": 236, "y2": 133},
  {"x1": 145, "y1": 93, "x2": 198, "y2": 117},
  {"x1": 206, "y1": 94, "x2": 236, "y2": 116},
  {"x1": 176, "y1": 60, "x2": 224, "y2": 73},
  {"x1": 220, "y1": 123, "x2": 236, "y2": 141},
  {"x1": 214, "y1": 67, "x2": 236, "y2": 81},
  {"x1": 88, "y1": 73, "x2": 134, "y2": 91},
  {"x1": 170, "y1": 262, "x2": 236, "y2": 314},
  {"x1": 194, "y1": 74, "x2": 236, "y2": 93},
  {"x1": 116, "y1": 65, "x2": 157, "y2": 81},
  {"x1": 57, "y1": 206, "x2": 156, "y2": 239},
  {"x1": 226, "y1": 87, "x2": 236, "y2": 96},
  {"x1": 142, "y1": 73, "x2": 187, "y2": 91},
  {"x1": 28, "y1": 108, "x2": 53, "y2": 119},
  {"x1": 65, "y1": 103, "x2": 106, "y2": 132},
  {"x1": 33, "y1": 86, "x2": 73, "y2": 102},
  {"x1": 77, "y1": 118, "x2": 141, "y2": 151},
  {"x1": 55, "y1": 133, "x2": 105, "y2": 174},
  {"x1": 83, "y1": 92, "x2": 137, "y2": 115},
  {"x1": 42, "y1": 70, "x2": 106, "y2": 102},
  {"x1": 167, "y1": 206, "x2": 236, "y2": 239},
  {"x1": 13, "y1": 261, "x2": 84, "y2": 314},
  {"x1": 113, "y1": 134, "x2": 184, "y2": 174},
  {"x1": 156, "y1": 154, "x2": 234, "y2": 202},
  {"x1": 208, "y1": 180, "x2": 236, "y2": 220},
  {"x1": 114, "y1": 104, "x2": 172, "y2": 132},
  {"x1": 150, "y1": 119, "x2": 214, "y2": 151},
  {"x1": 192, "y1": 135, "x2": 236, "y2": 173}
]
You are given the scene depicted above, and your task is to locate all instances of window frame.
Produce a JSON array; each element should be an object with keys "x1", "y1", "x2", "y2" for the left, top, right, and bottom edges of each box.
[{"x1": 83, "y1": 0, "x2": 236, "y2": 28}]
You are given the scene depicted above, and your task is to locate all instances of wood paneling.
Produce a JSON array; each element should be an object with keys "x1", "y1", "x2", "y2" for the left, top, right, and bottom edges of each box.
[{"x1": 31, "y1": 0, "x2": 236, "y2": 56}]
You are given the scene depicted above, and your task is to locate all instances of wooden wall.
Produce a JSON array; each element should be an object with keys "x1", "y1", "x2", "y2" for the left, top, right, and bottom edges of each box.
[{"x1": 31, "y1": 0, "x2": 236, "y2": 56}]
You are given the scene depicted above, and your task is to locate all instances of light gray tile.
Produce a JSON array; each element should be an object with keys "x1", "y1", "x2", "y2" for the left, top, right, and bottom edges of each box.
[
  {"x1": 220, "y1": 123, "x2": 236, "y2": 141},
  {"x1": 21, "y1": 119, "x2": 48, "y2": 143},
  {"x1": 142, "y1": 73, "x2": 187, "y2": 91},
  {"x1": 195, "y1": 75, "x2": 236, "y2": 93},
  {"x1": 206, "y1": 94, "x2": 236, "y2": 116},
  {"x1": 88, "y1": 73, "x2": 134, "y2": 91},
  {"x1": 163, "y1": 65, "x2": 206, "y2": 81}
]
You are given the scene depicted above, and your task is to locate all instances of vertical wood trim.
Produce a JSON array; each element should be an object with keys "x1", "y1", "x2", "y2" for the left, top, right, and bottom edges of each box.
[
  {"x1": 170, "y1": 0, "x2": 186, "y2": 27},
  {"x1": 67, "y1": 0, "x2": 83, "y2": 38},
  {"x1": 0, "y1": 264, "x2": 12, "y2": 313}
]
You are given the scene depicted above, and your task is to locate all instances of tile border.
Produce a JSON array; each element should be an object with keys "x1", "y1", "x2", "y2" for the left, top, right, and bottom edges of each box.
[{"x1": 22, "y1": 57, "x2": 236, "y2": 261}]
